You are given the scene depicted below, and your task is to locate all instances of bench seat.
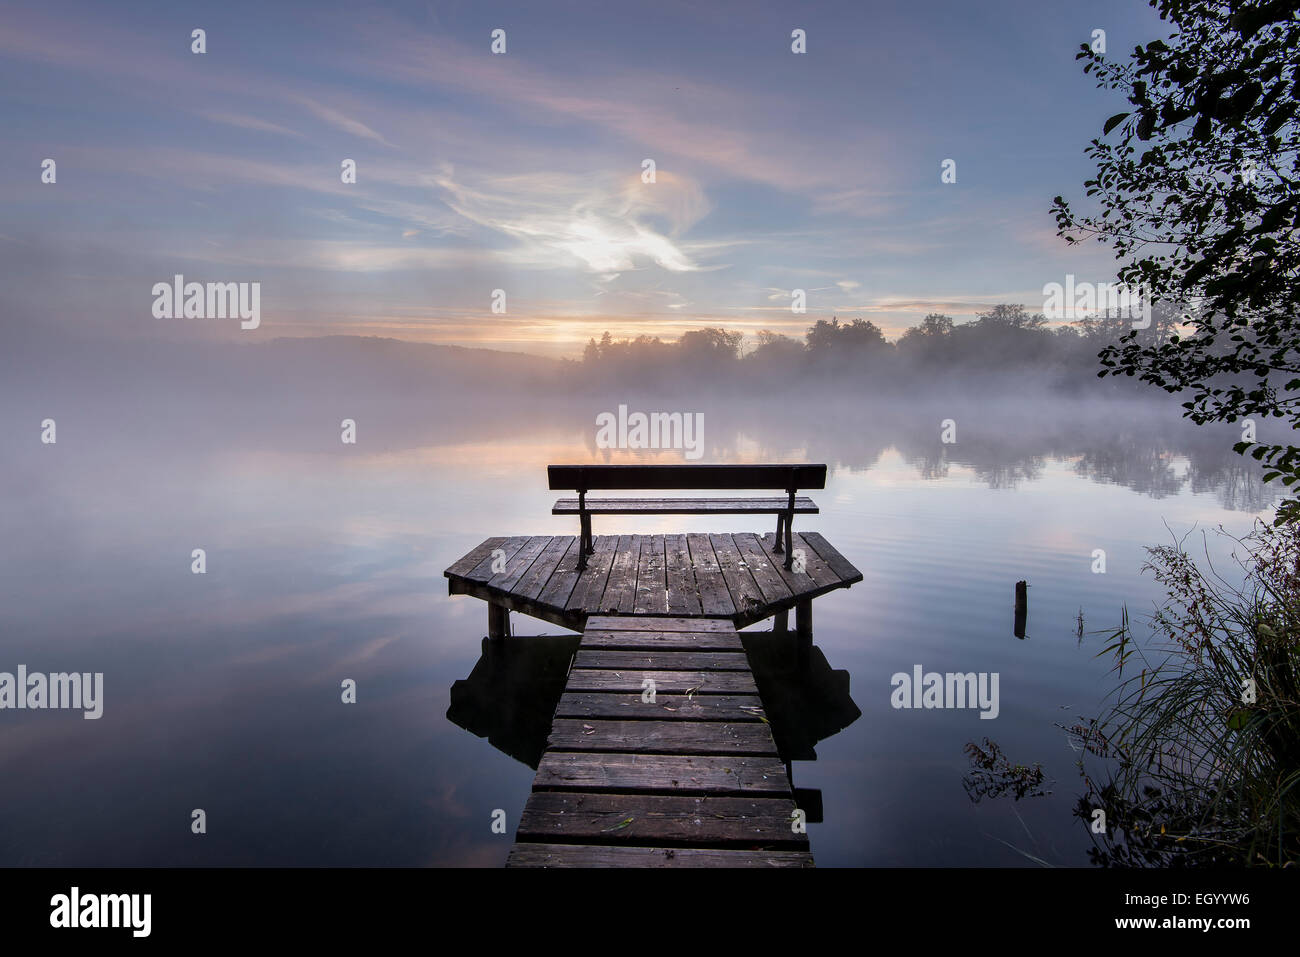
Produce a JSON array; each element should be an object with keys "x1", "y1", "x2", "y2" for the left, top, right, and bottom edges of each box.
[{"x1": 554, "y1": 496, "x2": 819, "y2": 515}]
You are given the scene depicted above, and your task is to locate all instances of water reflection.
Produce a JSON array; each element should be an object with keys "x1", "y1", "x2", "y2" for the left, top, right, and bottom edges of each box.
[{"x1": 448, "y1": 635, "x2": 580, "y2": 770}]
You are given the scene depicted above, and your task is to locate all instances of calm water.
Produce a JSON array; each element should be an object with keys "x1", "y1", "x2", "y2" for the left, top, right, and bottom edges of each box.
[{"x1": 0, "y1": 390, "x2": 1278, "y2": 866}]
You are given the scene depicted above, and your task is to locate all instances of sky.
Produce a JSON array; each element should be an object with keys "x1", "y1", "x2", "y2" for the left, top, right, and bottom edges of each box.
[{"x1": 0, "y1": 0, "x2": 1171, "y2": 356}]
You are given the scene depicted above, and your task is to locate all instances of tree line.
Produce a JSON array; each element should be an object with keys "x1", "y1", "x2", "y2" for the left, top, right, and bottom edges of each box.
[{"x1": 576, "y1": 303, "x2": 1182, "y2": 391}]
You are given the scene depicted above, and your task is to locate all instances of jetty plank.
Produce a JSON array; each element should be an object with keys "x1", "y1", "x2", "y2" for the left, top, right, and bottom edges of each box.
[
  {"x1": 506, "y1": 843, "x2": 814, "y2": 868},
  {"x1": 584, "y1": 615, "x2": 735, "y2": 633},
  {"x1": 464, "y1": 535, "x2": 532, "y2": 581},
  {"x1": 444, "y1": 537, "x2": 506, "y2": 579},
  {"x1": 555, "y1": 692, "x2": 765, "y2": 721},
  {"x1": 686, "y1": 532, "x2": 737, "y2": 617},
  {"x1": 733, "y1": 532, "x2": 796, "y2": 606},
  {"x1": 633, "y1": 534, "x2": 668, "y2": 615},
  {"x1": 564, "y1": 535, "x2": 617, "y2": 614},
  {"x1": 708, "y1": 533, "x2": 765, "y2": 614},
  {"x1": 799, "y1": 531, "x2": 864, "y2": 585},
  {"x1": 572, "y1": 649, "x2": 751, "y2": 671},
  {"x1": 757, "y1": 531, "x2": 840, "y2": 590},
  {"x1": 534, "y1": 752, "x2": 791, "y2": 794},
  {"x1": 598, "y1": 535, "x2": 641, "y2": 614},
  {"x1": 515, "y1": 535, "x2": 572, "y2": 602},
  {"x1": 547, "y1": 719, "x2": 779, "y2": 756},
  {"x1": 664, "y1": 533, "x2": 702, "y2": 616},
  {"x1": 579, "y1": 629, "x2": 744, "y2": 651},
  {"x1": 562, "y1": 669, "x2": 759, "y2": 695},
  {"x1": 515, "y1": 791, "x2": 806, "y2": 847},
  {"x1": 487, "y1": 535, "x2": 552, "y2": 591}
]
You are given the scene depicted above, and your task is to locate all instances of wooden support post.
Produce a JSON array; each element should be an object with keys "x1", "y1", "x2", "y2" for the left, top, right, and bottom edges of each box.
[
  {"x1": 488, "y1": 602, "x2": 509, "y2": 640},
  {"x1": 795, "y1": 599, "x2": 812, "y2": 669},
  {"x1": 774, "y1": 608, "x2": 789, "y2": 635}
]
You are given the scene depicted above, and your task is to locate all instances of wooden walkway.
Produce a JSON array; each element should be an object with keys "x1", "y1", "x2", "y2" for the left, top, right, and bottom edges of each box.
[
  {"x1": 506, "y1": 615, "x2": 813, "y2": 867},
  {"x1": 446, "y1": 531, "x2": 862, "y2": 632}
]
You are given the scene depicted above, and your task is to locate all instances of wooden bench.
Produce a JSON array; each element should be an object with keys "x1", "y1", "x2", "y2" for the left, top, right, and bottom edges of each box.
[{"x1": 549, "y1": 464, "x2": 826, "y2": 572}]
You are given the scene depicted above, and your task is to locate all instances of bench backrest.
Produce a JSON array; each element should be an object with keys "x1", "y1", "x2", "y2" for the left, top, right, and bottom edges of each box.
[{"x1": 548, "y1": 464, "x2": 827, "y2": 492}]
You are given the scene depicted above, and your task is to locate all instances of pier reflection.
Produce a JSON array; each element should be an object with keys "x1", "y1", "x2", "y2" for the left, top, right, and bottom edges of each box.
[{"x1": 447, "y1": 627, "x2": 861, "y2": 828}]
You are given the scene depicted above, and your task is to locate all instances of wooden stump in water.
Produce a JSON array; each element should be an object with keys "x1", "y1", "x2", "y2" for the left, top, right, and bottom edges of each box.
[{"x1": 1014, "y1": 581, "x2": 1027, "y2": 639}]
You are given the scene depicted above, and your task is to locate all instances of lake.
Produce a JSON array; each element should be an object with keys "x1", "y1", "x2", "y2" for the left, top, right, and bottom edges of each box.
[{"x1": 0, "y1": 389, "x2": 1278, "y2": 866}]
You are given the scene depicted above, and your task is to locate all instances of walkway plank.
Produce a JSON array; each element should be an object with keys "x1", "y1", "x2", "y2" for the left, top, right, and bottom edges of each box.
[
  {"x1": 515, "y1": 792, "x2": 805, "y2": 847},
  {"x1": 579, "y1": 629, "x2": 744, "y2": 651},
  {"x1": 563, "y1": 669, "x2": 758, "y2": 695},
  {"x1": 507, "y1": 843, "x2": 813, "y2": 868},
  {"x1": 555, "y1": 692, "x2": 765, "y2": 721},
  {"x1": 534, "y1": 752, "x2": 790, "y2": 794},
  {"x1": 547, "y1": 719, "x2": 779, "y2": 755},
  {"x1": 572, "y1": 649, "x2": 751, "y2": 671},
  {"x1": 585, "y1": 615, "x2": 736, "y2": 633}
]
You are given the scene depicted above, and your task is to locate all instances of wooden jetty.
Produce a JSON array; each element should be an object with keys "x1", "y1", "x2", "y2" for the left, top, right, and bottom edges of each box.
[
  {"x1": 443, "y1": 464, "x2": 863, "y2": 866},
  {"x1": 506, "y1": 615, "x2": 814, "y2": 868}
]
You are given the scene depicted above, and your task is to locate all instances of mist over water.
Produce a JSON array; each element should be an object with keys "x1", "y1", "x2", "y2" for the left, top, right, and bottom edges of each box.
[{"x1": 0, "y1": 336, "x2": 1279, "y2": 865}]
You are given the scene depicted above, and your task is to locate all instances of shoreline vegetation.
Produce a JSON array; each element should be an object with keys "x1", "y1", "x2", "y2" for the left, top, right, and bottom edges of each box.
[{"x1": 1071, "y1": 522, "x2": 1300, "y2": 867}]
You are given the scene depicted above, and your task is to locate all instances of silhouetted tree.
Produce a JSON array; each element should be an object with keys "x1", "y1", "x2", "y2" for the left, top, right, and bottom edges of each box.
[{"x1": 1052, "y1": 0, "x2": 1300, "y2": 522}]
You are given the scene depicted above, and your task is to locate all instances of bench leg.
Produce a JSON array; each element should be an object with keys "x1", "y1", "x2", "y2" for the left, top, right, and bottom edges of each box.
[
  {"x1": 488, "y1": 602, "x2": 510, "y2": 640},
  {"x1": 577, "y1": 514, "x2": 592, "y2": 571},
  {"x1": 783, "y1": 514, "x2": 795, "y2": 570},
  {"x1": 796, "y1": 599, "x2": 812, "y2": 670},
  {"x1": 773, "y1": 514, "x2": 785, "y2": 553}
]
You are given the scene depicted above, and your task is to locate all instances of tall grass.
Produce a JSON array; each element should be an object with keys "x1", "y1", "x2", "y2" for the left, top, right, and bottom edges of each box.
[{"x1": 1071, "y1": 521, "x2": 1300, "y2": 866}]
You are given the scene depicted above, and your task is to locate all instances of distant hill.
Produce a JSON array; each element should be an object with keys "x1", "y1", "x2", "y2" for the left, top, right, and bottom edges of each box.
[{"x1": 2, "y1": 333, "x2": 567, "y2": 398}]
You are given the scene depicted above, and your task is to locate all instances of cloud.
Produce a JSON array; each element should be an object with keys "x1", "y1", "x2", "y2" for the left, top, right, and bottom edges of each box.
[
  {"x1": 287, "y1": 94, "x2": 397, "y2": 148},
  {"x1": 199, "y1": 112, "x2": 304, "y2": 139},
  {"x1": 433, "y1": 168, "x2": 715, "y2": 274}
]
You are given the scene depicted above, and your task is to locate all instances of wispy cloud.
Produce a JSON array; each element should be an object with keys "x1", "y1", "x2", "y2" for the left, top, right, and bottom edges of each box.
[
  {"x1": 199, "y1": 111, "x2": 304, "y2": 139},
  {"x1": 433, "y1": 167, "x2": 717, "y2": 273}
]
